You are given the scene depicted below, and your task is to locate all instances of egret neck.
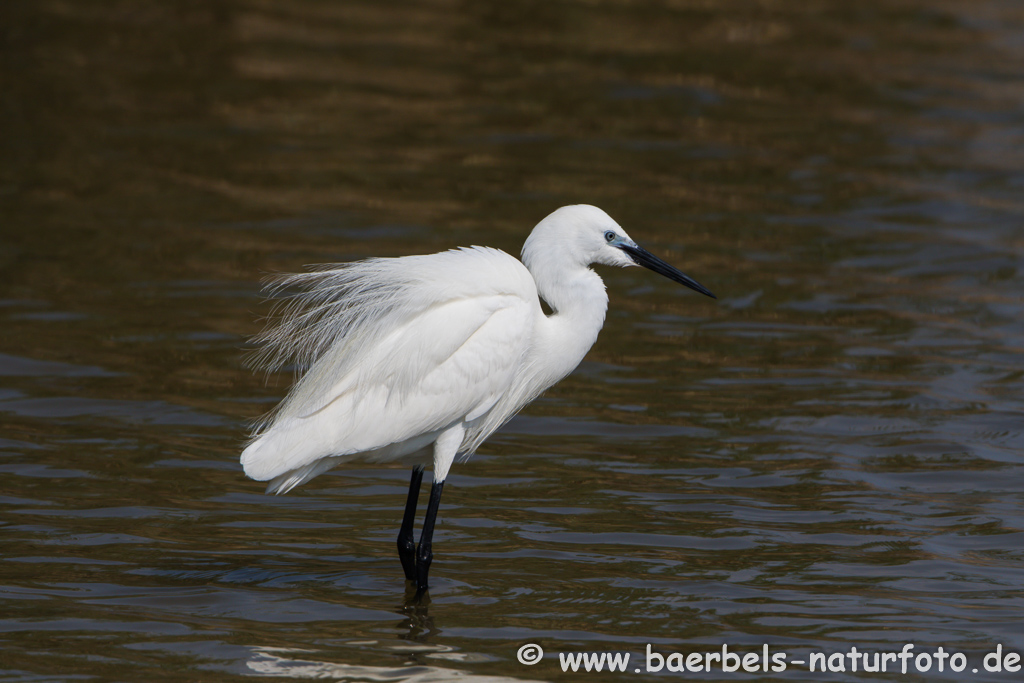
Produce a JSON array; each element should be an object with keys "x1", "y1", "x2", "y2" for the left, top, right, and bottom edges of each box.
[{"x1": 528, "y1": 262, "x2": 609, "y2": 390}]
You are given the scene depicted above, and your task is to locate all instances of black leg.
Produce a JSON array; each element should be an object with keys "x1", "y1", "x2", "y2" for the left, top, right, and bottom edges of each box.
[
  {"x1": 397, "y1": 466, "x2": 424, "y2": 582},
  {"x1": 415, "y1": 479, "x2": 445, "y2": 592}
]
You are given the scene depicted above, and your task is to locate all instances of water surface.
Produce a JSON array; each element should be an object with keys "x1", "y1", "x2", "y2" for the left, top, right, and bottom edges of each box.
[{"x1": 2, "y1": 1, "x2": 1024, "y2": 680}]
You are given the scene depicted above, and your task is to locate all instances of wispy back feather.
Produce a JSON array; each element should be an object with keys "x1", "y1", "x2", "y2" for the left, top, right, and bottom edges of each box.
[{"x1": 247, "y1": 259, "x2": 416, "y2": 377}]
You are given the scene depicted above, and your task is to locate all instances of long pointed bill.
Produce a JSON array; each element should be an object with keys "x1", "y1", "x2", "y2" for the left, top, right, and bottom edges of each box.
[{"x1": 619, "y1": 244, "x2": 716, "y2": 299}]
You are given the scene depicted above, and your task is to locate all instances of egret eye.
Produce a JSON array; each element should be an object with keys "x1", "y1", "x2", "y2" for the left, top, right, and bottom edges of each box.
[{"x1": 604, "y1": 230, "x2": 616, "y2": 243}]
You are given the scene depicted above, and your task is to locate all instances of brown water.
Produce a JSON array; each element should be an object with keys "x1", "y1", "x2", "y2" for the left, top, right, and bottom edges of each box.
[{"x1": 3, "y1": 1, "x2": 1024, "y2": 681}]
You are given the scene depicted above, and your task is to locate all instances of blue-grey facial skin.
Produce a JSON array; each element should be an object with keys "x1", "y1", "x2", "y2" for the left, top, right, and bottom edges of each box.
[{"x1": 617, "y1": 242, "x2": 716, "y2": 299}]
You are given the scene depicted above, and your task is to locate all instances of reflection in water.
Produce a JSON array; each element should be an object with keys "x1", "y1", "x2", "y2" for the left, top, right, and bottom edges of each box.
[
  {"x1": 2, "y1": 0, "x2": 1024, "y2": 680},
  {"x1": 247, "y1": 646, "x2": 539, "y2": 682},
  {"x1": 399, "y1": 588, "x2": 439, "y2": 643}
]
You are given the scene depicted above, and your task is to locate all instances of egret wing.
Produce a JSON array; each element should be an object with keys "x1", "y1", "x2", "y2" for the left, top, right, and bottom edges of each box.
[{"x1": 241, "y1": 293, "x2": 535, "y2": 481}]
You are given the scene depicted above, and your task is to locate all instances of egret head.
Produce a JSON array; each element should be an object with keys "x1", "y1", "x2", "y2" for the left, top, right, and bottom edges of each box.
[{"x1": 523, "y1": 205, "x2": 716, "y2": 299}]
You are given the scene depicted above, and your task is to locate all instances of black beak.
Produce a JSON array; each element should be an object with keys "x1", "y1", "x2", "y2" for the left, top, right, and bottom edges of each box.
[{"x1": 619, "y1": 244, "x2": 716, "y2": 299}]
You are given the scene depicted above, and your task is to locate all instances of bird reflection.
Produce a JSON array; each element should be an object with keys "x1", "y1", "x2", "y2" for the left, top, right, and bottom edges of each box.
[{"x1": 398, "y1": 586, "x2": 439, "y2": 643}]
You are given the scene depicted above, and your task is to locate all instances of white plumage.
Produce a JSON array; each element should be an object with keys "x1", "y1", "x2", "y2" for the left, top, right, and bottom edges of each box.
[
  {"x1": 241, "y1": 204, "x2": 714, "y2": 591},
  {"x1": 242, "y1": 246, "x2": 542, "y2": 491}
]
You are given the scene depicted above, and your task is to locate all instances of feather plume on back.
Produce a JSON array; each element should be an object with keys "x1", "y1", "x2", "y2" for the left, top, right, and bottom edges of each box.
[{"x1": 247, "y1": 257, "x2": 416, "y2": 414}]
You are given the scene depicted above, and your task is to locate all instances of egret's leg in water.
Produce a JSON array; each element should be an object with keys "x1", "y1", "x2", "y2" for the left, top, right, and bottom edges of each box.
[
  {"x1": 414, "y1": 424, "x2": 462, "y2": 591},
  {"x1": 415, "y1": 479, "x2": 445, "y2": 591},
  {"x1": 397, "y1": 465, "x2": 424, "y2": 581}
]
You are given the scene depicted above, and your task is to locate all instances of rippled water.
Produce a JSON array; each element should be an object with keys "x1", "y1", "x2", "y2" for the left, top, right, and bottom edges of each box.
[{"x1": 3, "y1": 1, "x2": 1024, "y2": 680}]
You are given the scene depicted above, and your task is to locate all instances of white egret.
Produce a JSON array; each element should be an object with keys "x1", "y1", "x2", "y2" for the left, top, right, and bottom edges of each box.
[{"x1": 241, "y1": 205, "x2": 715, "y2": 591}]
